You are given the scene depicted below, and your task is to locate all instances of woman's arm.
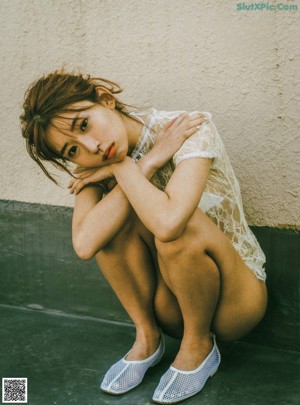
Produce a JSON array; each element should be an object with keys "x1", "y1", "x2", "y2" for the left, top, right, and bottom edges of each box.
[
  {"x1": 72, "y1": 112, "x2": 207, "y2": 258},
  {"x1": 72, "y1": 155, "x2": 158, "y2": 260},
  {"x1": 112, "y1": 156, "x2": 211, "y2": 242}
]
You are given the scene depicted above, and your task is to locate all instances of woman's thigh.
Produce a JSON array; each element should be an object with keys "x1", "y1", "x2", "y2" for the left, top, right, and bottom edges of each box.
[
  {"x1": 212, "y1": 262, "x2": 267, "y2": 341},
  {"x1": 194, "y1": 209, "x2": 267, "y2": 340},
  {"x1": 154, "y1": 208, "x2": 268, "y2": 341}
]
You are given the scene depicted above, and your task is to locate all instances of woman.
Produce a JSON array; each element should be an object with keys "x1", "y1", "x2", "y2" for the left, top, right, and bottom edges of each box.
[{"x1": 20, "y1": 70, "x2": 267, "y2": 404}]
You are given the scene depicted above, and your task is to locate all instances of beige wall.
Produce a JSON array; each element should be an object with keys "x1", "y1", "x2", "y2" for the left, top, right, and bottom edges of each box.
[{"x1": 0, "y1": 0, "x2": 299, "y2": 227}]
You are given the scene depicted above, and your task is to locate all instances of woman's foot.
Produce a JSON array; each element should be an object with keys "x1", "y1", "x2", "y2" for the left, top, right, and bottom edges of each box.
[
  {"x1": 100, "y1": 329, "x2": 164, "y2": 395},
  {"x1": 152, "y1": 334, "x2": 220, "y2": 404}
]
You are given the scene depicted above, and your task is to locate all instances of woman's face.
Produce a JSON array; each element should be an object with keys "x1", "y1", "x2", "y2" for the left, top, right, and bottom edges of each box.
[{"x1": 47, "y1": 99, "x2": 138, "y2": 168}]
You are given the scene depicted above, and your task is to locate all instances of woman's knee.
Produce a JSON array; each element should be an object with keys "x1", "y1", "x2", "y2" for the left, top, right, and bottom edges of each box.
[{"x1": 154, "y1": 221, "x2": 206, "y2": 261}]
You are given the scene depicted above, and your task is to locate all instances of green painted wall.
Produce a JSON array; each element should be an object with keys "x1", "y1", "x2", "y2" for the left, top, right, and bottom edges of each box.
[
  {"x1": 0, "y1": 200, "x2": 299, "y2": 351},
  {"x1": 0, "y1": 200, "x2": 129, "y2": 323}
]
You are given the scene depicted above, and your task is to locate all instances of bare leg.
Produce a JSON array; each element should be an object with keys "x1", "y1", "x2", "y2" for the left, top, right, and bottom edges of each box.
[
  {"x1": 155, "y1": 208, "x2": 267, "y2": 370},
  {"x1": 71, "y1": 188, "x2": 183, "y2": 358},
  {"x1": 78, "y1": 190, "x2": 266, "y2": 369},
  {"x1": 95, "y1": 211, "x2": 162, "y2": 360}
]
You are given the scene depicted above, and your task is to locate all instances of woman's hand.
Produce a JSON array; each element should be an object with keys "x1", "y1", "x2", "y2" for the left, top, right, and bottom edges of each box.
[
  {"x1": 146, "y1": 112, "x2": 207, "y2": 170},
  {"x1": 68, "y1": 164, "x2": 115, "y2": 195},
  {"x1": 69, "y1": 112, "x2": 206, "y2": 194}
]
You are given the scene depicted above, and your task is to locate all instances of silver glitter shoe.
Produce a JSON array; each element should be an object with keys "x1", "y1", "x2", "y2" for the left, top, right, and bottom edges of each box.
[
  {"x1": 152, "y1": 335, "x2": 220, "y2": 404},
  {"x1": 100, "y1": 335, "x2": 165, "y2": 395}
]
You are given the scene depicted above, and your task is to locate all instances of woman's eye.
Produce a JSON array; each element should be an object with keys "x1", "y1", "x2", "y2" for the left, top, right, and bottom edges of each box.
[
  {"x1": 68, "y1": 146, "x2": 78, "y2": 157},
  {"x1": 80, "y1": 118, "x2": 88, "y2": 132}
]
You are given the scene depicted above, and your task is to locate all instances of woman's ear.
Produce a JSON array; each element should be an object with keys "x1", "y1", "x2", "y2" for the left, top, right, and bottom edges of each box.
[{"x1": 96, "y1": 87, "x2": 116, "y2": 109}]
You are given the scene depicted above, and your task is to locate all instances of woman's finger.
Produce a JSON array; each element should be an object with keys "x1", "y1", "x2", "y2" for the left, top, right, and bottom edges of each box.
[
  {"x1": 186, "y1": 114, "x2": 206, "y2": 124},
  {"x1": 182, "y1": 126, "x2": 202, "y2": 139},
  {"x1": 74, "y1": 182, "x2": 85, "y2": 194},
  {"x1": 174, "y1": 112, "x2": 190, "y2": 127},
  {"x1": 164, "y1": 117, "x2": 177, "y2": 130},
  {"x1": 179, "y1": 115, "x2": 207, "y2": 131},
  {"x1": 189, "y1": 112, "x2": 205, "y2": 119},
  {"x1": 174, "y1": 112, "x2": 206, "y2": 129},
  {"x1": 193, "y1": 117, "x2": 207, "y2": 129},
  {"x1": 68, "y1": 178, "x2": 76, "y2": 189},
  {"x1": 70, "y1": 179, "x2": 85, "y2": 195},
  {"x1": 69, "y1": 180, "x2": 78, "y2": 194},
  {"x1": 75, "y1": 172, "x2": 91, "y2": 179}
]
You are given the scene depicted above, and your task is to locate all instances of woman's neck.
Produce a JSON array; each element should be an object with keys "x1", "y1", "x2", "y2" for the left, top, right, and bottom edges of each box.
[{"x1": 121, "y1": 113, "x2": 145, "y2": 155}]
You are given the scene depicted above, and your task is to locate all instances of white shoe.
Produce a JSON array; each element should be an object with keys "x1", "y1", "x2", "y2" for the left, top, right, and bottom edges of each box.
[
  {"x1": 152, "y1": 335, "x2": 221, "y2": 404},
  {"x1": 100, "y1": 335, "x2": 165, "y2": 395}
]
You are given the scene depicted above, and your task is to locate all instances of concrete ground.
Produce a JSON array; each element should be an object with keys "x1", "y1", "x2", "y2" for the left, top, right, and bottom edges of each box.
[{"x1": 1, "y1": 305, "x2": 299, "y2": 405}]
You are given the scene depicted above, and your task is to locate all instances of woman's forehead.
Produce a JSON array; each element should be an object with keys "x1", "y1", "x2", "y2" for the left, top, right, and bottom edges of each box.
[
  {"x1": 51, "y1": 114, "x2": 74, "y2": 130},
  {"x1": 50, "y1": 100, "x2": 94, "y2": 128},
  {"x1": 51, "y1": 112, "x2": 80, "y2": 131},
  {"x1": 63, "y1": 100, "x2": 94, "y2": 113},
  {"x1": 47, "y1": 116, "x2": 76, "y2": 153},
  {"x1": 47, "y1": 101, "x2": 95, "y2": 146}
]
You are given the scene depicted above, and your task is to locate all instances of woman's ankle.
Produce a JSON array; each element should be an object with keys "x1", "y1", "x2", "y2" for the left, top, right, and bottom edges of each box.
[
  {"x1": 125, "y1": 325, "x2": 161, "y2": 360},
  {"x1": 171, "y1": 333, "x2": 214, "y2": 371}
]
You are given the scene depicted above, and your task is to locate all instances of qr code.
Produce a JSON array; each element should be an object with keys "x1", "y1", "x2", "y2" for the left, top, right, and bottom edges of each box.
[{"x1": 2, "y1": 378, "x2": 27, "y2": 403}]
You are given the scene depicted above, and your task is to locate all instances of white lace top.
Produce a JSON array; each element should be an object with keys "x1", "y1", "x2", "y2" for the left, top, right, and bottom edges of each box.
[{"x1": 130, "y1": 108, "x2": 266, "y2": 281}]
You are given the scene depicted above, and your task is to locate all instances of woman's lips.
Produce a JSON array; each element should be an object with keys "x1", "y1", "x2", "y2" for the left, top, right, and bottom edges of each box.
[
  {"x1": 108, "y1": 144, "x2": 117, "y2": 159},
  {"x1": 103, "y1": 144, "x2": 116, "y2": 161}
]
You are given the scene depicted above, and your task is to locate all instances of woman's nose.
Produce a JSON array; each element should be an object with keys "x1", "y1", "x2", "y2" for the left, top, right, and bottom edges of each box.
[{"x1": 81, "y1": 136, "x2": 101, "y2": 153}]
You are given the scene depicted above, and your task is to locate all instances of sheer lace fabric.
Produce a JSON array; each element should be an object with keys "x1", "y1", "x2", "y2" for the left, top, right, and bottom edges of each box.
[{"x1": 130, "y1": 108, "x2": 266, "y2": 281}]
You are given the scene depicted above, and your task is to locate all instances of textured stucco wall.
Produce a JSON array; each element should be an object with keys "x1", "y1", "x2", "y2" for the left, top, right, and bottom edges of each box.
[{"x1": 0, "y1": 0, "x2": 299, "y2": 227}]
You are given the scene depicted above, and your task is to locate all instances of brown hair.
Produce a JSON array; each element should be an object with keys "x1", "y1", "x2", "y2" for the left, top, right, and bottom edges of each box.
[{"x1": 20, "y1": 69, "x2": 139, "y2": 184}]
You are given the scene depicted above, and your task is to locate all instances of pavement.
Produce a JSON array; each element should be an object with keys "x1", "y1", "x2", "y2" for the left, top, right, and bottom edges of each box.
[{"x1": 1, "y1": 304, "x2": 299, "y2": 405}]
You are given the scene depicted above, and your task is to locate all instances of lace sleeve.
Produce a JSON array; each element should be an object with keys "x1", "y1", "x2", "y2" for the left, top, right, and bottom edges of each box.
[{"x1": 173, "y1": 112, "x2": 222, "y2": 166}]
